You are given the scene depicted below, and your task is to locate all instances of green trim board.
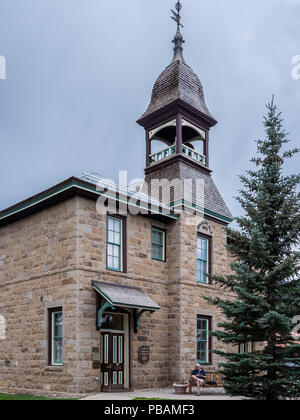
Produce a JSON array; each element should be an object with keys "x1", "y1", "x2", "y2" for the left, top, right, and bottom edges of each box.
[
  {"x1": 170, "y1": 199, "x2": 233, "y2": 223},
  {"x1": 0, "y1": 177, "x2": 232, "y2": 225},
  {"x1": 0, "y1": 177, "x2": 179, "y2": 224}
]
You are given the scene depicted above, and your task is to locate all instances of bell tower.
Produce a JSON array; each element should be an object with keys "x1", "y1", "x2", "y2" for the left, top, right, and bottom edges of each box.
[
  {"x1": 137, "y1": 0, "x2": 217, "y2": 171},
  {"x1": 137, "y1": 1, "x2": 231, "y2": 223}
]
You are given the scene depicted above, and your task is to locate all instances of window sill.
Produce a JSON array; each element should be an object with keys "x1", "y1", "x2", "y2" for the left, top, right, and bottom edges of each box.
[
  {"x1": 197, "y1": 281, "x2": 212, "y2": 286},
  {"x1": 46, "y1": 365, "x2": 64, "y2": 372},
  {"x1": 151, "y1": 258, "x2": 166, "y2": 263},
  {"x1": 106, "y1": 267, "x2": 124, "y2": 273}
]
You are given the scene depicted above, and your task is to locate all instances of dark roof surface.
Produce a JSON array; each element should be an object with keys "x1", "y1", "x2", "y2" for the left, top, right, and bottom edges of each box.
[
  {"x1": 92, "y1": 281, "x2": 160, "y2": 311},
  {"x1": 145, "y1": 157, "x2": 232, "y2": 222},
  {"x1": 138, "y1": 59, "x2": 215, "y2": 122}
]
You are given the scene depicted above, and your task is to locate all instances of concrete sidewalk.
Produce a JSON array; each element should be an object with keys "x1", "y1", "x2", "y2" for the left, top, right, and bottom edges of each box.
[{"x1": 81, "y1": 387, "x2": 241, "y2": 401}]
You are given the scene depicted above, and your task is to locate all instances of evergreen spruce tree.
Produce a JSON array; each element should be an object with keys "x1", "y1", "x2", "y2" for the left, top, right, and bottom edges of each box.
[{"x1": 208, "y1": 98, "x2": 300, "y2": 400}]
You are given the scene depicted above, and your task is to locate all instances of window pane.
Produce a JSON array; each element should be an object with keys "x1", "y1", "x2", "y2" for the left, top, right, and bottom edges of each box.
[
  {"x1": 197, "y1": 236, "x2": 209, "y2": 283},
  {"x1": 151, "y1": 229, "x2": 165, "y2": 261},
  {"x1": 113, "y1": 257, "x2": 119, "y2": 269},
  {"x1": 152, "y1": 244, "x2": 162, "y2": 260},
  {"x1": 107, "y1": 244, "x2": 113, "y2": 256},
  {"x1": 107, "y1": 256, "x2": 113, "y2": 268},
  {"x1": 107, "y1": 218, "x2": 122, "y2": 271},
  {"x1": 108, "y1": 231, "x2": 114, "y2": 243},
  {"x1": 108, "y1": 218, "x2": 114, "y2": 230},
  {"x1": 152, "y1": 230, "x2": 163, "y2": 245},
  {"x1": 51, "y1": 310, "x2": 63, "y2": 365},
  {"x1": 101, "y1": 313, "x2": 124, "y2": 330},
  {"x1": 114, "y1": 232, "x2": 121, "y2": 245},
  {"x1": 54, "y1": 338, "x2": 63, "y2": 363},
  {"x1": 197, "y1": 317, "x2": 210, "y2": 364},
  {"x1": 54, "y1": 312, "x2": 62, "y2": 338}
]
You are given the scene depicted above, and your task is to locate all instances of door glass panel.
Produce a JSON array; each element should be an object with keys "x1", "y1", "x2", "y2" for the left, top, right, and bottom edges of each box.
[
  {"x1": 113, "y1": 336, "x2": 117, "y2": 363},
  {"x1": 104, "y1": 372, "x2": 109, "y2": 386},
  {"x1": 113, "y1": 371, "x2": 117, "y2": 385},
  {"x1": 104, "y1": 334, "x2": 109, "y2": 363},
  {"x1": 119, "y1": 336, "x2": 123, "y2": 363},
  {"x1": 101, "y1": 313, "x2": 124, "y2": 330}
]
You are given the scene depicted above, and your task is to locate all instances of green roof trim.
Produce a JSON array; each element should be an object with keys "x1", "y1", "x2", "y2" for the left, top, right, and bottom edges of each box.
[
  {"x1": 171, "y1": 199, "x2": 233, "y2": 223},
  {"x1": 0, "y1": 178, "x2": 179, "y2": 223}
]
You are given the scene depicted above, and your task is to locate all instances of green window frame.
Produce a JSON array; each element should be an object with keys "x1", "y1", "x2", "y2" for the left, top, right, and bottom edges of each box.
[
  {"x1": 197, "y1": 316, "x2": 211, "y2": 365},
  {"x1": 197, "y1": 236, "x2": 209, "y2": 284},
  {"x1": 107, "y1": 217, "x2": 122, "y2": 271},
  {"x1": 51, "y1": 310, "x2": 63, "y2": 365},
  {"x1": 151, "y1": 228, "x2": 165, "y2": 261}
]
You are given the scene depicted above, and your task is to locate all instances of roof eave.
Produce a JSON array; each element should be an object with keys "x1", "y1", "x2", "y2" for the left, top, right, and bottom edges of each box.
[
  {"x1": 137, "y1": 98, "x2": 217, "y2": 129},
  {"x1": 0, "y1": 177, "x2": 178, "y2": 228}
]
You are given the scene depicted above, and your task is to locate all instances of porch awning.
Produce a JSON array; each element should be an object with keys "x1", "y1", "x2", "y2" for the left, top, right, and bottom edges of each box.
[{"x1": 92, "y1": 281, "x2": 160, "y2": 311}]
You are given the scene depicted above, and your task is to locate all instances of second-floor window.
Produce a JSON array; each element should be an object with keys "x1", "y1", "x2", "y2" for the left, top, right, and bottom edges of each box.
[
  {"x1": 151, "y1": 228, "x2": 165, "y2": 261},
  {"x1": 107, "y1": 217, "x2": 123, "y2": 271},
  {"x1": 197, "y1": 236, "x2": 210, "y2": 284}
]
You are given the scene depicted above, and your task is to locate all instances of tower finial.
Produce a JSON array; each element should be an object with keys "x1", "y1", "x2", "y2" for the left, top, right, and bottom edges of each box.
[{"x1": 171, "y1": 1, "x2": 186, "y2": 63}]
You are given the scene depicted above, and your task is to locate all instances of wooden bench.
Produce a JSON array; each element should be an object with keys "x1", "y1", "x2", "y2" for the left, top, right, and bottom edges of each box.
[{"x1": 188, "y1": 370, "x2": 224, "y2": 394}]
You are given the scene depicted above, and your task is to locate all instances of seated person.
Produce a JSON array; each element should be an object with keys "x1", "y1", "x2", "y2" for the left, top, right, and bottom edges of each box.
[{"x1": 191, "y1": 363, "x2": 206, "y2": 396}]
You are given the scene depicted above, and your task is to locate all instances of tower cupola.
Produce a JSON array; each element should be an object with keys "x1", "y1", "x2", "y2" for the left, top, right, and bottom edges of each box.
[
  {"x1": 137, "y1": 1, "x2": 232, "y2": 223},
  {"x1": 137, "y1": 1, "x2": 217, "y2": 171}
]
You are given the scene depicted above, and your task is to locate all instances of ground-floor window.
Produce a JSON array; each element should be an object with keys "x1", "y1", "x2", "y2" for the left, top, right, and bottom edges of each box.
[
  {"x1": 197, "y1": 315, "x2": 212, "y2": 364},
  {"x1": 239, "y1": 342, "x2": 255, "y2": 354},
  {"x1": 48, "y1": 308, "x2": 63, "y2": 365},
  {"x1": 0, "y1": 315, "x2": 6, "y2": 340}
]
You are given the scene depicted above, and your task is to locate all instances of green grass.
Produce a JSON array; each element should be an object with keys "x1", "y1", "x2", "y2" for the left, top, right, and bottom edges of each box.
[{"x1": 0, "y1": 393, "x2": 76, "y2": 401}]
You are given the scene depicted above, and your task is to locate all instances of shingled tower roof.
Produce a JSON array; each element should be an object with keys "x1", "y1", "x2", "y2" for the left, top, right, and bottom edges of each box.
[
  {"x1": 138, "y1": 2, "x2": 216, "y2": 124},
  {"x1": 139, "y1": 60, "x2": 215, "y2": 122}
]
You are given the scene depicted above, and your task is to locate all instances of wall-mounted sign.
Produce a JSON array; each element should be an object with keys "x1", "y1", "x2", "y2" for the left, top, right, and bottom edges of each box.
[{"x1": 138, "y1": 346, "x2": 150, "y2": 364}]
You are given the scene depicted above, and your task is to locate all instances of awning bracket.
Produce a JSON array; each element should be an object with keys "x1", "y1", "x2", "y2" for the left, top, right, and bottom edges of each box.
[
  {"x1": 98, "y1": 301, "x2": 116, "y2": 328},
  {"x1": 134, "y1": 309, "x2": 154, "y2": 333}
]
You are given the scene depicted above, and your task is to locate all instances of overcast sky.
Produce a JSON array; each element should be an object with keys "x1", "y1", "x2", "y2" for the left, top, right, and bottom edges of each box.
[{"x1": 0, "y1": 0, "x2": 299, "y2": 219}]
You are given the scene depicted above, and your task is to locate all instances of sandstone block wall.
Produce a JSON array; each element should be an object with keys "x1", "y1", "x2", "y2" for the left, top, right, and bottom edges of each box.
[{"x1": 0, "y1": 196, "x2": 235, "y2": 395}]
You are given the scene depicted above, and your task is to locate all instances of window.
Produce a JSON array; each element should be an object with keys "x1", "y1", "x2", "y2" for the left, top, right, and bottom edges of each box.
[
  {"x1": 49, "y1": 308, "x2": 63, "y2": 365},
  {"x1": 151, "y1": 228, "x2": 165, "y2": 261},
  {"x1": 101, "y1": 312, "x2": 124, "y2": 331},
  {"x1": 197, "y1": 316, "x2": 212, "y2": 364},
  {"x1": 107, "y1": 217, "x2": 123, "y2": 271},
  {"x1": 239, "y1": 342, "x2": 255, "y2": 354},
  {"x1": 197, "y1": 236, "x2": 210, "y2": 284}
]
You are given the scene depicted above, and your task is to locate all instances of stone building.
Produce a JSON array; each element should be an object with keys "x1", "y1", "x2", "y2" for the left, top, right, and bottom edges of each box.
[{"x1": 0, "y1": 3, "x2": 236, "y2": 396}]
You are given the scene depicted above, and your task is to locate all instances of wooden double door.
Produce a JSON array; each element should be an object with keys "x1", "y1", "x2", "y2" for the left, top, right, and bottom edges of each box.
[{"x1": 101, "y1": 331, "x2": 125, "y2": 391}]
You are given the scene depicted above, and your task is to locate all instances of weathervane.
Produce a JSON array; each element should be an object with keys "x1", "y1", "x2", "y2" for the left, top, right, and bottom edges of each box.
[
  {"x1": 171, "y1": 1, "x2": 186, "y2": 63},
  {"x1": 171, "y1": 1, "x2": 183, "y2": 31}
]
